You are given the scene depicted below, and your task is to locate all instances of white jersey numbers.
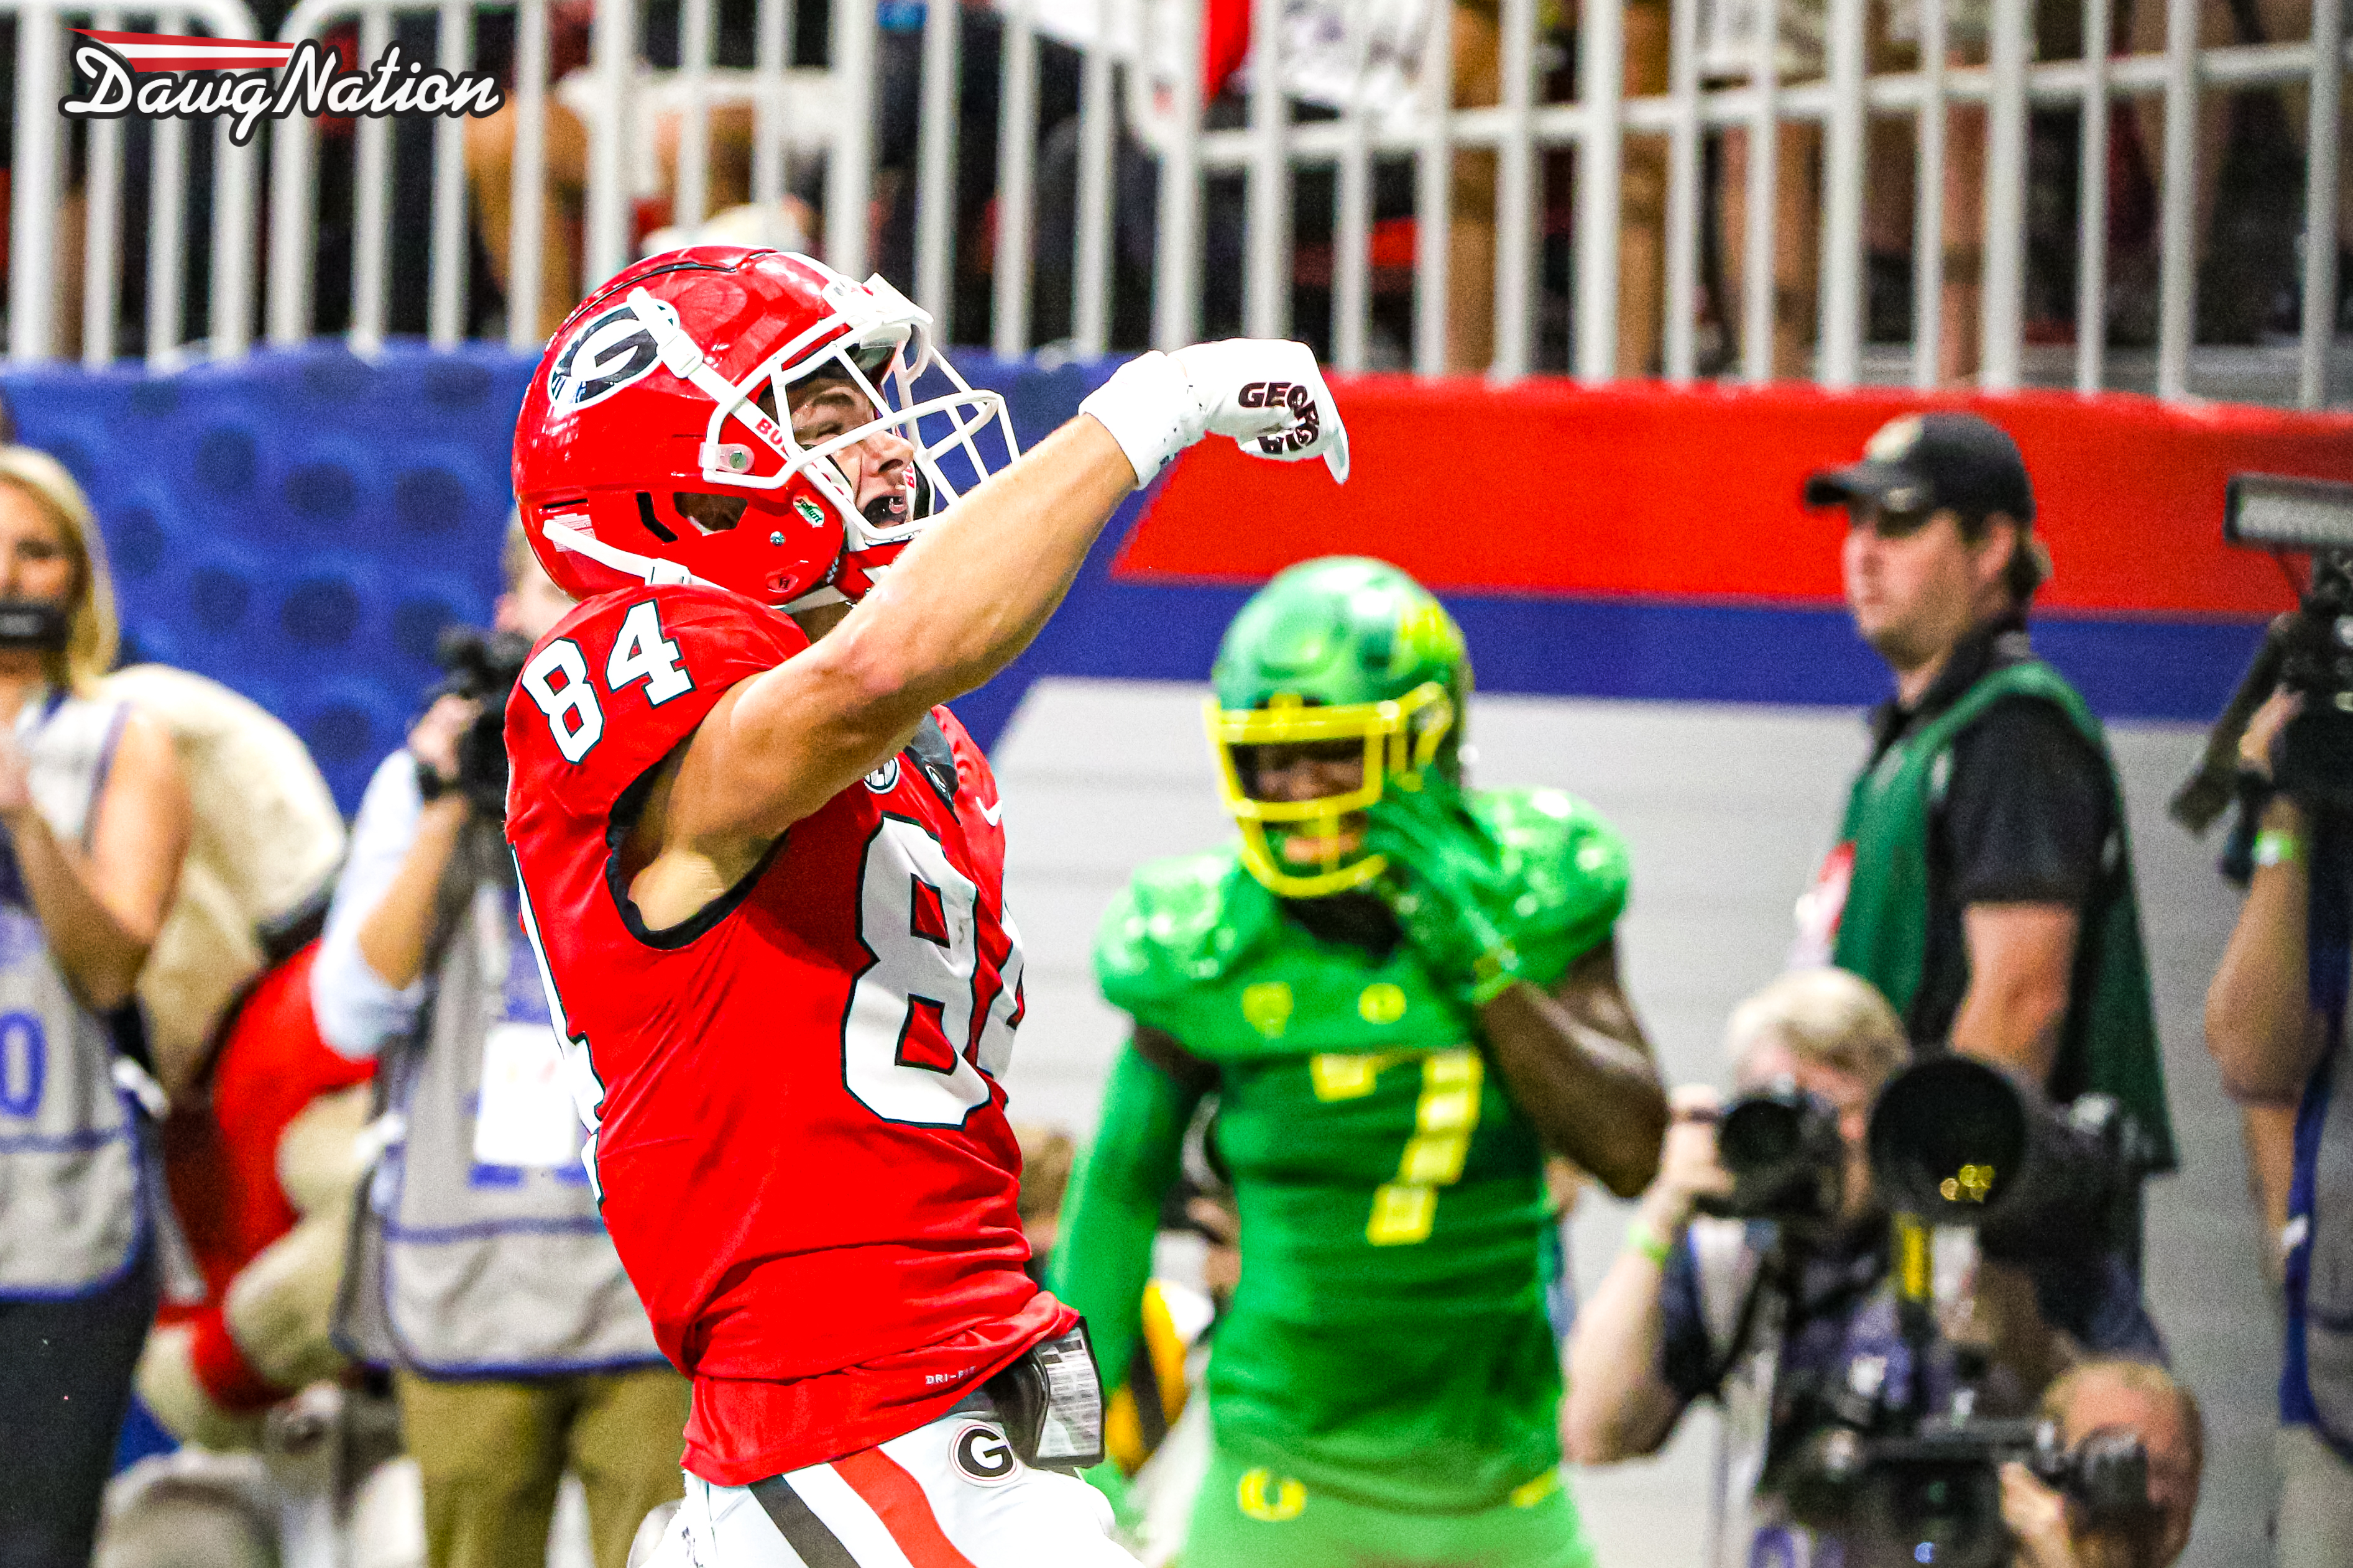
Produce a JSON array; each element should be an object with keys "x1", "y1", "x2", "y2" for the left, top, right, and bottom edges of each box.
[
  {"x1": 843, "y1": 817, "x2": 1023, "y2": 1127},
  {"x1": 522, "y1": 600, "x2": 694, "y2": 763},
  {"x1": 522, "y1": 640, "x2": 604, "y2": 762},
  {"x1": 606, "y1": 600, "x2": 695, "y2": 706}
]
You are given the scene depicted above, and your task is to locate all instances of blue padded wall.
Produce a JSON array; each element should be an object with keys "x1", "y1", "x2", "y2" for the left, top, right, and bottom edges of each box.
[{"x1": 3, "y1": 344, "x2": 536, "y2": 811}]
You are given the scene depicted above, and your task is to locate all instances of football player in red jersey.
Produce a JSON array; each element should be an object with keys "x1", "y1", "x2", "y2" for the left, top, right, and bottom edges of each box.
[{"x1": 501, "y1": 246, "x2": 1345, "y2": 1567}]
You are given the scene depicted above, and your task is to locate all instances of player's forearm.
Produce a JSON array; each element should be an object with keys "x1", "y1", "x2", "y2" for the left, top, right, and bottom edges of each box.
[
  {"x1": 2207, "y1": 799, "x2": 2326, "y2": 1103},
  {"x1": 704, "y1": 419, "x2": 1137, "y2": 832},
  {"x1": 1481, "y1": 980, "x2": 1666, "y2": 1199},
  {"x1": 819, "y1": 417, "x2": 1136, "y2": 720}
]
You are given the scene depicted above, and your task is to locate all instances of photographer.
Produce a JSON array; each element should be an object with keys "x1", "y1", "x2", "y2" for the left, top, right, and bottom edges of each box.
[
  {"x1": 312, "y1": 526, "x2": 686, "y2": 1568},
  {"x1": 2202, "y1": 689, "x2": 2353, "y2": 1567},
  {"x1": 1795, "y1": 414, "x2": 2175, "y2": 1185},
  {"x1": 0, "y1": 446, "x2": 193, "y2": 1568},
  {"x1": 1563, "y1": 968, "x2": 2163, "y2": 1567},
  {"x1": 2001, "y1": 1360, "x2": 2202, "y2": 1568}
]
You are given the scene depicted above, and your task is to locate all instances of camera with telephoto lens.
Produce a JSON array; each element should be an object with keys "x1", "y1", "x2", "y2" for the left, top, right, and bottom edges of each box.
[
  {"x1": 428, "y1": 626, "x2": 532, "y2": 820},
  {"x1": 1780, "y1": 1416, "x2": 2155, "y2": 1568},
  {"x1": 2175, "y1": 475, "x2": 2353, "y2": 835},
  {"x1": 1761, "y1": 1056, "x2": 2155, "y2": 1567}
]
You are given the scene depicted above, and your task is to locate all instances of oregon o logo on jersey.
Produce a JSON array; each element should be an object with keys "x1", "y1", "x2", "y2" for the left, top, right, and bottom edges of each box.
[
  {"x1": 1356, "y1": 982, "x2": 1407, "y2": 1025},
  {"x1": 952, "y1": 1423, "x2": 1018, "y2": 1485},
  {"x1": 1236, "y1": 1467, "x2": 1306, "y2": 1522}
]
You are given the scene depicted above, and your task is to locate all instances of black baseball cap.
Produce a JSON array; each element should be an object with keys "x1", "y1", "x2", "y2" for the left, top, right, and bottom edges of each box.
[{"x1": 1803, "y1": 412, "x2": 2035, "y2": 527}]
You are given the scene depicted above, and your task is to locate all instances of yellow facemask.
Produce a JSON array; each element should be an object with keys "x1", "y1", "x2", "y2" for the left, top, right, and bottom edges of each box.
[{"x1": 1205, "y1": 681, "x2": 1456, "y2": 897}]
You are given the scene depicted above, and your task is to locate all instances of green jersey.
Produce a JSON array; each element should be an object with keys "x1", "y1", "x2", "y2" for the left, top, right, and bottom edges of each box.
[{"x1": 1052, "y1": 787, "x2": 1629, "y2": 1515}]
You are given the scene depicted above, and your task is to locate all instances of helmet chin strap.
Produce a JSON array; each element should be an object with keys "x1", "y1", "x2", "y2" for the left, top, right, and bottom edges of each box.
[
  {"x1": 542, "y1": 520, "x2": 710, "y2": 590},
  {"x1": 551, "y1": 515, "x2": 857, "y2": 618}
]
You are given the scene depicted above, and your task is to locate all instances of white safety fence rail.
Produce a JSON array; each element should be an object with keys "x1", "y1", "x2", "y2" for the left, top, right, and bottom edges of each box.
[
  {"x1": 2, "y1": 0, "x2": 2348, "y2": 406},
  {"x1": 7, "y1": 0, "x2": 265, "y2": 367}
]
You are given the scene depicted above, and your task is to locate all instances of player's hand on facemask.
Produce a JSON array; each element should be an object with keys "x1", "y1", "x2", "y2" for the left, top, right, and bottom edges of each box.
[
  {"x1": 1363, "y1": 785, "x2": 1525, "y2": 1009},
  {"x1": 1079, "y1": 339, "x2": 1350, "y2": 487}
]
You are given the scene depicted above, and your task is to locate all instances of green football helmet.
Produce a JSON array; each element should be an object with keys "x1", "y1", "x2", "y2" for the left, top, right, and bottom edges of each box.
[{"x1": 1207, "y1": 557, "x2": 1471, "y2": 897}]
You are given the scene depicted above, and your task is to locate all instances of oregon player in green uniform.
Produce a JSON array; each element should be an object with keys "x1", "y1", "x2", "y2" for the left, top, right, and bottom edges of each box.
[{"x1": 1051, "y1": 558, "x2": 1671, "y2": 1567}]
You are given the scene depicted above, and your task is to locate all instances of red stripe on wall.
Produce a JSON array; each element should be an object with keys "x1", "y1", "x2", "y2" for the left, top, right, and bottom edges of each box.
[
  {"x1": 1116, "y1": 379, "x2": 2353, "y2": 616},
  {"x1": 832, "y1": 1449, "x2": 980, "y2": 1568}
]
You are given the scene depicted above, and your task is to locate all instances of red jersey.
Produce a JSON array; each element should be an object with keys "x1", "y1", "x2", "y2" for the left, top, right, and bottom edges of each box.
[{"x1": 502, "y1": 584, "x2": 1074, "y2": 1485}]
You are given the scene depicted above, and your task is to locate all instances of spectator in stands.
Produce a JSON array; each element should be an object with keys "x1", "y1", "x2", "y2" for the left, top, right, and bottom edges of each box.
[
  {"x1": 1699, "y1": 0, "x2": 1827, "y2": 379},
  {"x1": 2003, "y1": 1359, "x2": 2203, "y2": 1568},
  {"x1": 1563, "y1": 968, "x2": 2163, "y2": 1562},
  {"x1": 2124, "y1": 0, "x2": 2353, "y2": 347},
  {"x1": 0, "y1": 445, "x2": 194, "y2": 1568},
  {"x1": 2203, "y1": 688, "x2": 2353, "y2": 1567},
  {"x1": 312, "y1": 525, "x2": 687, "y2": 1568},
  {"x1": 464, "y1": 0, "x2": 824, "y2": 341},
  {"x1": 1792, "y1": 413, "x2": 2175, "y2": 1183},
  {"x1": 463, "y1": 0, "x2": 599, "y2": 344}
]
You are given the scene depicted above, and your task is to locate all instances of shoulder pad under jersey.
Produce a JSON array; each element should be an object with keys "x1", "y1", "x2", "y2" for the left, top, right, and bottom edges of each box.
[
  {"x1": 1470, "y1": 786, "x2": 1631, "y2": 969},
  {"x1": 503, "y1": 584, "x2": 807, "y2": 819},
  {"x1": 1094, "y1": 847, "x2": 1279, "y2": 1018}
]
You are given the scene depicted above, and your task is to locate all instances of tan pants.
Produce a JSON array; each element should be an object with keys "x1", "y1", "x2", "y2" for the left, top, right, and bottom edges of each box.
[{"x1": 395, "y1": 1365, "x2": 691, "y2": 1568}]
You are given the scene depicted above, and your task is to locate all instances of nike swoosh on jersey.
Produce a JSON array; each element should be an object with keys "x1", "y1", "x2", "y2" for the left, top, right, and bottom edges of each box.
[{"x1": 980, "y1": 800, "x2": 1005, "y2": 826}]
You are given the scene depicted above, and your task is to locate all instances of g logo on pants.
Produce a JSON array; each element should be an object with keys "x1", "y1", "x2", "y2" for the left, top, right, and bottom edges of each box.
[{"x1": 952, "y1": 1423, "x2": 1018, "y2": 1486}]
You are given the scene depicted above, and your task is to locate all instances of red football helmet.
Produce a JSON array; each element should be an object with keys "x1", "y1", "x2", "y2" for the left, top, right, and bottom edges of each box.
[{"x1": 512, "y1": 247, "x2": 1017, "y2": 612}]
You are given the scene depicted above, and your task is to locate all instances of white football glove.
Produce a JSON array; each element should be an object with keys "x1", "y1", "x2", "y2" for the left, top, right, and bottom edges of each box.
[{"x1": 1080, "y1": 339, "x2": 1350, "y2": 488}]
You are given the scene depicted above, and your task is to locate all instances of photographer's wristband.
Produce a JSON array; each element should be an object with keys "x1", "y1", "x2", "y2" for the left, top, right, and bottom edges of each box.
[
  {"x1": 2255, "y1": 828, "x2": 2304, "y2": 869},
  {"x1": 1626, "y1": 1216, "x2": 1677, "y2": 1267}
]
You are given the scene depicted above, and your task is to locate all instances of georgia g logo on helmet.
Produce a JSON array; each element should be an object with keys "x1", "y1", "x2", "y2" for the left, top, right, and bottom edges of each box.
[{"x1": 545, "y1": 301, "x2": 670, "y2": 416}]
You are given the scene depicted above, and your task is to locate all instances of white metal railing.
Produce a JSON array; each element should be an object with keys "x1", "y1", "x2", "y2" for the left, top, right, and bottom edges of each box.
[
  {"x1": 7, "y1": 0, "x2": 263, "y2": 368},
  {"x1": 2, "y1": 0, "x2": 2349, "y2": 407}
]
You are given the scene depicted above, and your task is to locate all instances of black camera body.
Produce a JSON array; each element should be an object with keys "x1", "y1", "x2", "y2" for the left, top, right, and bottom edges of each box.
[
  {"x1": 1695, "y1": 1082, "x2": 1846, "y2": 1225},
  {"x1": 1696, "y1": 1053, "x2": 2141, "y2": 1247},
  {"x1": 1781, "y1": 1416, "x2": 2153, "y2": 1568},
  {"x1": 429, "y1": 626, "x2": 532, "y2": 820},
  {"x1": 2176, "y1": 475, "x2": 2353, "y2": 830},
  {"x1": 2260, "y1": 554, "x2": 2353, "y2": 814}
]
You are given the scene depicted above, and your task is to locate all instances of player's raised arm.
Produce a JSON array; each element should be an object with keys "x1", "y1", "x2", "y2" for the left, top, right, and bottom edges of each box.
[
  {"x1": 690, "y1": 338, "x2": 1347, "y2": 840},
  {"x1": 509, "y1": 251, "x2": 1346, "y2": 928}
]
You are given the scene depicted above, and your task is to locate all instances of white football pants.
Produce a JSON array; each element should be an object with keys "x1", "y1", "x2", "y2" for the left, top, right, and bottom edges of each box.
[{"x1": 649, "y1": 1406, "x2": 1135, "y2": 1568}]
